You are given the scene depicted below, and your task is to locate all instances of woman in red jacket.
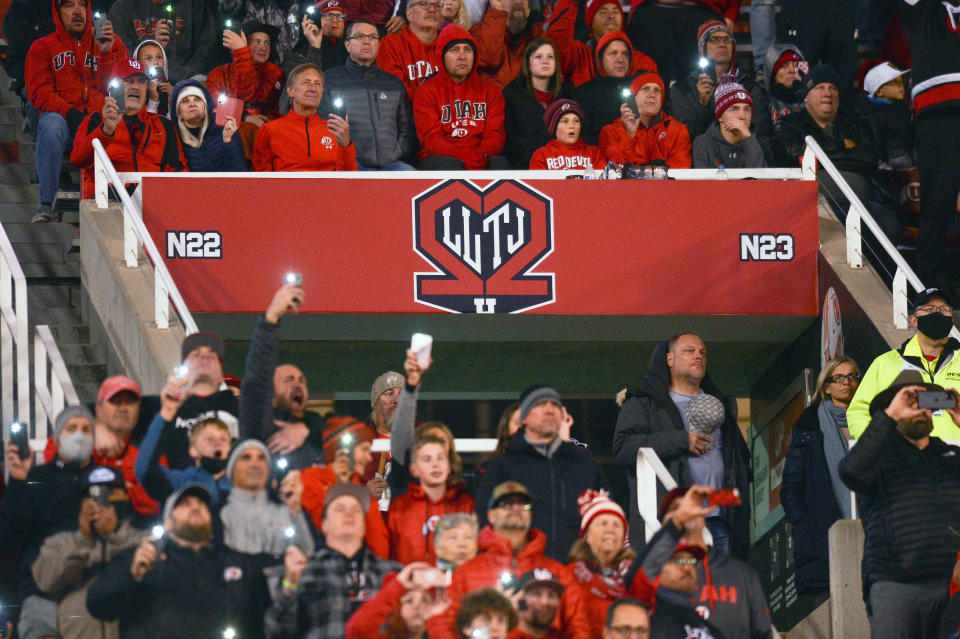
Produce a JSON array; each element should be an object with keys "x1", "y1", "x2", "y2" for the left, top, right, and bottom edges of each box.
[
  {"x1": 566, "y1": 489, "x2": 635, "y2": 635},
  {"x1": 252, "y1": 62, "x2": 358, "y2": 171},
  {"x1": 529, "y1": 98, "x2": 605, "y2": 170},
  {"x1": 598, "y1": 71, "x2": 692, "y2": 168}
]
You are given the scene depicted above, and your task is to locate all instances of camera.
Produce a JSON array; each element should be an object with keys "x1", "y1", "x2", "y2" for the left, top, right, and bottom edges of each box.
[{"x1": 918, "y1": 390, "x2": 955, "y2": 410}]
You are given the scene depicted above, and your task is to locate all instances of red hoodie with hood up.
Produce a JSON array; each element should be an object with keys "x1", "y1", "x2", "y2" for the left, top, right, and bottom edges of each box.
[
  {"x1": 26, "y1": 0, "x2": 129, "y2": 122},
  {"x1": 413, "y1": 24, "x2": 506, "y2": 169}
]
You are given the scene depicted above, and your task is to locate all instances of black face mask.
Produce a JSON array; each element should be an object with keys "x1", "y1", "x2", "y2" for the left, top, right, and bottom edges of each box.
[
  {"x1": 917, "y1": 312, "x2": 954, "y2": 341},
  {"x1": 200, "y1": 456, "x2": 228, "y2": 474}
]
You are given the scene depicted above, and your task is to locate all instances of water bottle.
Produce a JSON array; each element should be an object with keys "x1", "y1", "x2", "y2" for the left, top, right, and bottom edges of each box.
[{"x1": 715, "y1": 163, "x2": 728, "y2": 180}]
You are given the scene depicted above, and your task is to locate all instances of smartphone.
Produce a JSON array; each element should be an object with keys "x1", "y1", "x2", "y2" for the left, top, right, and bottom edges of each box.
[
  {"x1": 162, "y1": 3, "x2": 177, "y2": 29},
  {"x1": 620, "y1": 88, "x2": 639, "y2": 117},
  {"x1": 707, "y1": 487, "x2": 742, "y2": 507},
  {"x1": 108, "y1": 78, "x2": 125, "y2": 113},
  {"x1": 150, "y1": 524, "x2": 167, "y2": 554},
  {"x1": 93, "y1": 11, "x2": 107, "y2": 39},
  {"x1": 8, "y1": 422, "x2": 29, "y2": 460},
  {"x1": 303, "y1": 3, "x2": 318, "y2": 19},
  {"x1": 224, "y1": 18, "x2": 240, "y2": 34},
  {"x1": 329, "y1": 96, "x2": 346, "y2": 119},
  {"x1": 284, "y1": 272, "x2": 303, "y2": 287},
  {"x1": 918, "y1": 390, "x2": 955, "y2": 410},
  {"x1": 148, "y1": 66, "x2": 167, "y2": 84},
  {"x1": 411, "y1": 332, "x2": 432, "y2": 369},
  {"x1": 215, "y1": 95, "x2": 244, "y2": 127}
]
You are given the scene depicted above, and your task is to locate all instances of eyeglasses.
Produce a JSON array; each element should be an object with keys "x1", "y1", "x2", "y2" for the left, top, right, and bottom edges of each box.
[
  {"x1": 916, "y1": 304, "x2": 953, "y2": 315},
  {"x1": 668, "y1": 557, "x2": 698, "y2": 566},
  {"x1": 411, "y1": 1, "x2": 443, "y2": 9},
  {"x1": 608, "y1": 626, "x2": 650, "y2": 638},
  {"x1": 707, "y1": 35, "x2": 733, "y2": 44},
  {"x1": 321, "y1": 13, "x2": 346, "y2": 20},
  {"x1": 347, "y1": 33, "x2": 380, "y2": 41},
  {"x1": 496, "y1": 500, "x2": 532, "y2": 510},
  {"x1": 828, "y1": 373, "x2": 861, "y2": 384}
]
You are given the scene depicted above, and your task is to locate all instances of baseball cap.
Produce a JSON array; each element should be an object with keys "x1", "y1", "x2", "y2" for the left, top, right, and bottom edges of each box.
[
  {"x1": 488, "y1": 481, "x2": 533, "y2": 510},
  {"x1": 863, "y1": 62, "x2": 909, "y2": 98},
  {"x1": 162, "y1": 483, "x2": 212, "y2": 522},
  {"x1": 910, "y1": 287, "x2": 953, "y2": 315},
  {"x1": 81, "y1": 466, "x2": 127, "y2": 504},
  {"x1": 671, "y1": 543, "x2": 706, "y2": 561},
  {"x1": 181, "y1": 330, "x2": 225, "y2": 361},
  {"x1": 517, "y1": 568, "x2": 565, "y2": 593},
  {"x1": 97, "y1": 375, "x2": 142, "y2": 403},
  {"x1": 323, "y1": 0, "x2": 346, "y2": 13},
  {"x1": 112, "y1": 58, "x2": 149, "y2": 80}
]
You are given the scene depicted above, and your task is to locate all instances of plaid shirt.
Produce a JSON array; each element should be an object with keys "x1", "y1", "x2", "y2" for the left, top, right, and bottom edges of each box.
[{"x1": 264, "y1": 546, "x2": 401, "y2": 639}]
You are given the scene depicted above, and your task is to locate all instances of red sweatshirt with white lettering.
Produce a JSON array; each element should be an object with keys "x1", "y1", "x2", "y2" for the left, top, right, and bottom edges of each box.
[{"x1": 529, "y1": 139, "x2": 606, "y2": 170}]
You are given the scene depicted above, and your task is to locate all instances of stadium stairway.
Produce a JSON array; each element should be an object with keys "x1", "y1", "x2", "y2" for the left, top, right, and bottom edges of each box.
[{"x1": 0, "y1": 68, "x2": 104, "y2": 403}]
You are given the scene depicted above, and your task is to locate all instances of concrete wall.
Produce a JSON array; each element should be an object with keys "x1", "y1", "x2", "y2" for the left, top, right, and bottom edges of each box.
[{"x1": 80, "y1": 201, "x2": 185, "y2": 392}]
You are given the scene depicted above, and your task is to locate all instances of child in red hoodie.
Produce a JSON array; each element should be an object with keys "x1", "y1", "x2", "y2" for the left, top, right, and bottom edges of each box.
[
  {"x1": 529, "y1": 98, "x2": 606, "y2": 170},
  {"x1": 387, "y1": 434, "x2": 474, "y2": 565}
]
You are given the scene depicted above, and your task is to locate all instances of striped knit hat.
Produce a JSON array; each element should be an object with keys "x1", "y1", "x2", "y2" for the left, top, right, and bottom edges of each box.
[{"x1": 578, "y1": 489, "x2": 627, "y2": 538}]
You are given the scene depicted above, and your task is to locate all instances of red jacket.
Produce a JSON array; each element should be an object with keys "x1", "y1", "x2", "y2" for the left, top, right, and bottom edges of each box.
[
  {"x1": 377, "y1": 27, "x2": 441, "y2": 101},
  {"x1": 413, "y1": 25, "x2": 506, "y2": 169},
  {"x1": 567, "y1": 559, "x2": 637, "y2": 633},
  {"x1": 599, "y1": 114, "x2": 692, "y2": 168},
  {"x1": 25, "y1": 0, "x2": 129, "y2": 118},
  {"x1": 300, "y1": 465, "x2": 390, "y2": 558},
  {"x1": 71, "y1": 109, "x2": 188, "y2": 197},
  {"x1": 206, "y1": 46, "x2": 283, "y2": 119},
  {"x1": 339, "y1": 0, "x2": 395, "y2": 24},
  {"x1": 529, "y1": 139, "x2": 606, "y2": 170},
  {"x1": 252, "y1": 111, "x2": 358, "y2": 171},
  {"x1": 43, "y1": 436, "x2": 161, "y2": 517},
  {"x1": 628, "y1": 0, "x2": 740, "y2": 22},
  {"x1": 386, "y1": 482, "x2": 475, "y2": 565},
  {"x1": 546, "y1": 0, "x2": 656, "y2": 87},
  {"x1": 344, "y1": 572, "x2": 406, "y2": 639},
  {"x1": 427, "y1": 526, "x2": 591, "y2": 639},
  {"x1": 469, "y1": 7, "x2": 545, "y2": 88}
]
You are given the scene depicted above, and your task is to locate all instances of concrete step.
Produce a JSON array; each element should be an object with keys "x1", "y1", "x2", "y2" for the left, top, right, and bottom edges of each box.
[
  {"x1": 55, "y1": 343, "x2": 99, "y2": 364},
  {"x1": 0, "y1": 164, "x2": 36, "y2": 183},
  {"x1": 26, "y1": 282, "x2": 80, "y2": 310},
  {"x1": 66, "y1": 362, "x2": 107, "y2": 389},
  {"x1": 0, "y1": 184, "x2": 38, "y2": 204},
  {"x1": 0, "y1": 203, "x2": 37, "y2": 221},
  {"x1": 73, "y1": 381, "x2": 101, "y2": 404},
  {"x1": 22, "y1": 263, "x2": 80, "y2": 279},
  {"x1": 3, "y1": 222, "x2": 76, "y2": 245},
  {"x1": 32, "y1": 306, "x2": 82, "y2": 326},
  {"x1": 45, "y1": 324, "x2": 90, "y2": 346},
  {"x1": 0, "y1": 104, "x2": 20, "y2": 125},
  {"x1": 12, "y1": 241, "x2": 78, "y2": 265}
]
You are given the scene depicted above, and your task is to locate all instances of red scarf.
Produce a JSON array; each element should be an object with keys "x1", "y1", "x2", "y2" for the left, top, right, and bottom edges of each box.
[{"x1": 571, "y1": 559, "x2": 632, "y2": 600}]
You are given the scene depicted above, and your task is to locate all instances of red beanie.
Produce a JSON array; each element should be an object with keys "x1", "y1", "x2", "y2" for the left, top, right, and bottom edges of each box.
[
  {"x1": 584, "y1": 0, "x2": 623, "y2": 36},
  {"x1": 543, "y1": 98, "x2": 585, "y2": 137},
  {"x1": 322, "y1": 416, "x2": 373, "y2": 464},
  {"x1": 696, "y1": 20, "x2": 732, "y2": 58},
  {"x1": 713, "y1": 80, "x2": 753, "y2": 120},
  {"x1": 629, "y1": 71, "x2": 664, "y2": 96},
  {"x1": 594, "y1": 30, "x2": 633, "y2": 69},
  {"x1": 772, "y1": 50, "x2": 803, "y2": 80}
]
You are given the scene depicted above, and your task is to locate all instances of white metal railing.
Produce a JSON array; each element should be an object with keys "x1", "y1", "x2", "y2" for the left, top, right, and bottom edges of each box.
[
  {"x1": 636, "y1": 447, "x2": 679, "y2": 542},
  {"x1": 0, "y1": 222, "x2": 29, "y2": 431},
  {"x1": 92, "y1": 139, "x2": 198, "y2": 334},
  {"x1": 803, "y1": 135, "x2": 959, "y2": 339},
  {"x1": 33, "y1": 325, "x2": 81, "y2": 452},
  {"x1": 371, "y1": 438, "x2": 497, "y2": 454}
]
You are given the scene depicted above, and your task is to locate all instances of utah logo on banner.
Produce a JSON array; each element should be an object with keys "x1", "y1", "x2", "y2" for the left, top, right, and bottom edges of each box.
[{"x1": 412, "y1": 180, "x2": 556, "y2": 314}]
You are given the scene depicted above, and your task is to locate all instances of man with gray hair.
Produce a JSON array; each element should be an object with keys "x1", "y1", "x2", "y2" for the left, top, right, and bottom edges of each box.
[
  {"x1": 364, "y1": 370, "x2": 406, "y2": 500},
  {"x1": 613, "y1": 333, "x2": 750, "y2": 558},
  {"x1": 475, "y1": 385, "x2": 609, "y2": 561}
]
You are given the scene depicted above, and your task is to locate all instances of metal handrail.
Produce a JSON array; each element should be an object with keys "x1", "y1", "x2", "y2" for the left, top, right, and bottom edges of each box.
[
  {"x1": 636, "y1": 447, "x2": 679, "y2": 542},
  {"x1": 0, "y1": 222, "x2": 29, "y2": 430},
  {"x1": 370, "y1": 438, "x2": 497, "y2": 454},
  {"x1": 92, "y1": 139, "x2": 198, "y2": 334},
  {"x1": 802, "y1": 135, "x2": 957, "y2": 338},
  {"x1": 33, "y1": 324, "x2": 81, "y2": 452}
]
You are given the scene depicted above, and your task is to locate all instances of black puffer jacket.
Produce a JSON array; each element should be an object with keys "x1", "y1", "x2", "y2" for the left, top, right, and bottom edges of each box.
[
  {"x1": 612, "y1": 341, "x2": 751, "y2": 560},
  {"x1": 318, "y1": 59, "x2": 417, "y2": 168},
  {"x1": 780, "y1": 403, "x2": 843, "y2": 594},
  {"x1": 475, "y1": 429, "x2": 609, "y2": 562},
  {"x1": 502, "y1": 76, "x2": 572, "y2": 169},
  {"x1": 839, "y1": 411, "x2": 960, "y2": 590},
  {"x1": 773, "y1": 106, "x2": 878, "y2": 173},
  {"x1": 858, "y1": 95, "x2": 914, "y2": 170}
]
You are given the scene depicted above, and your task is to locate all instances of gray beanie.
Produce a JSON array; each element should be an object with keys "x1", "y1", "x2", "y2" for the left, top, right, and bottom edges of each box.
[
  {"x1": 519, "y1": 386, "x2": 562, "y2": 422},
  {"x1": 370, "y1": 371, "x2": 405, "y2": 408},
  {"x1": 54, "y1": 405, "x2": 95, "y2": 441},
  {"x1": 225, "y1": 439, "x2": 271, "y2": 482}
]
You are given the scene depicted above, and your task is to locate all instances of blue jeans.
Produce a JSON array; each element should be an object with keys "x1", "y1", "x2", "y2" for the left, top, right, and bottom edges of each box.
[
  {"x1": 35, "y1": 111, "x2": 70, "y2": 205},
  {"x1": 750, "y1": 0, "x2": 777, "y2": 75},
  {"x1": 706, "y1": 516, "x2": 731, "y2": 555},
  {"x1": 358, "y1": 160, "x2": 416, "y2": 171}
]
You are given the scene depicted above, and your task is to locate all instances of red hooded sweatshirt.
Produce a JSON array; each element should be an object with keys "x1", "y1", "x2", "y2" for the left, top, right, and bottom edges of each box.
[
  {"x1": 72, "y1": 107, "x2": 188, "y2": 197},
  {"x1": 599, "y1": 113, "x2": 692, "y2": 168},
  {"x1": 252, "y1": 111, "x2": 358, "y2": 171},
  {"x1": 386, "y1": 482, "x2": 475, "y2": 565},
  {"x1": 377, "y1": 26, "x2": 441, "y2": 101},
  {"x1": 300, "y1": 465, "x2": 390, "y2": 558},
  {"x1": 529, "y1": 139, "x2": 606, "y2": 170},
  {"x1": 26, "y1": 0, "x2": 129, "y2": 120},
  {"x1": 545, "y1": 0, "x2": 656, "y2": 87},
  {"x1": 413, "y1": 24, "x2": 506, "y2": 169},
  {"x1": 469, "y1": 6, "x2": 547, "y2": 88},
  {"x1": 206, "y1": 45, "x2": 283, "y2": 119},
  {"x1": 426, "y1": 526, "x2": 591, "y2": 639}
]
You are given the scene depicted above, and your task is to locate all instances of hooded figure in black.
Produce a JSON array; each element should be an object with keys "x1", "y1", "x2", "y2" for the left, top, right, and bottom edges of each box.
[{"x1": 612, "y1": 335, "x2": 751, "y2": 560}]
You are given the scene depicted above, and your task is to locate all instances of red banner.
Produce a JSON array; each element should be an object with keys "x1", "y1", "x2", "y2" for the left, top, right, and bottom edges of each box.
[{"x1": 141, "y1": 177, "x2": 818, "y2": 315}]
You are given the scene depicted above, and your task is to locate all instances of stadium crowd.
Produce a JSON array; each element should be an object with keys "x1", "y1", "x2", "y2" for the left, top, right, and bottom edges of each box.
[
  {"x1": 3, "y1": 0, "x2": 958, "y2": 286},
  {"x1": 2, "y1": 0, "x2": 960, "y2": 637}
]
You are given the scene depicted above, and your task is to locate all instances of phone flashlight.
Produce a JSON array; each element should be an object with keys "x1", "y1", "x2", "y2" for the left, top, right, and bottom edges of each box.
[
  {"x1": 223, "y1": 628, "x2": 237, "y2": 639},
  {"x1": 10, "y1": 423, "x2": 22, "y2": 434},
  {"x1": 284, "y1": 272, "x2": 303, "y2": 286},
  {"x1": 225, "y1": 18, "x2": 233, "y2": 27},
  {"x1": 276, "y1": 457, "x2": 289, "y2": 471},
  {"x1": 174, "y1": 363, "x2": 190, "y2": 380},
  {"x1": 284, "y1": 526, "x2": 296, "y2": 539},
  {"x1": 306, "y1": 5, "x2": 316, "y2": 14},
  {"x1": 109, "y1": 78, "x2": 119, "y2": 89},
  {"x1": 698, "y1": 57, "x2": 710, "y2": 70},
  {"x1": 334, "y1": 97, "x2": 343, "y2": 109},
  {"x1": 165, "y1": 4, "x2": 174, "y2": 13},
  {"x1": 151, "y1": 524, "x2": 165, "y2": 539},
  {"x1": 499, "y1": 571, "x2": 515, "y2": 588},
  {"x1": 621, "y1": 88, "x2": 631, "y2": 99}
]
